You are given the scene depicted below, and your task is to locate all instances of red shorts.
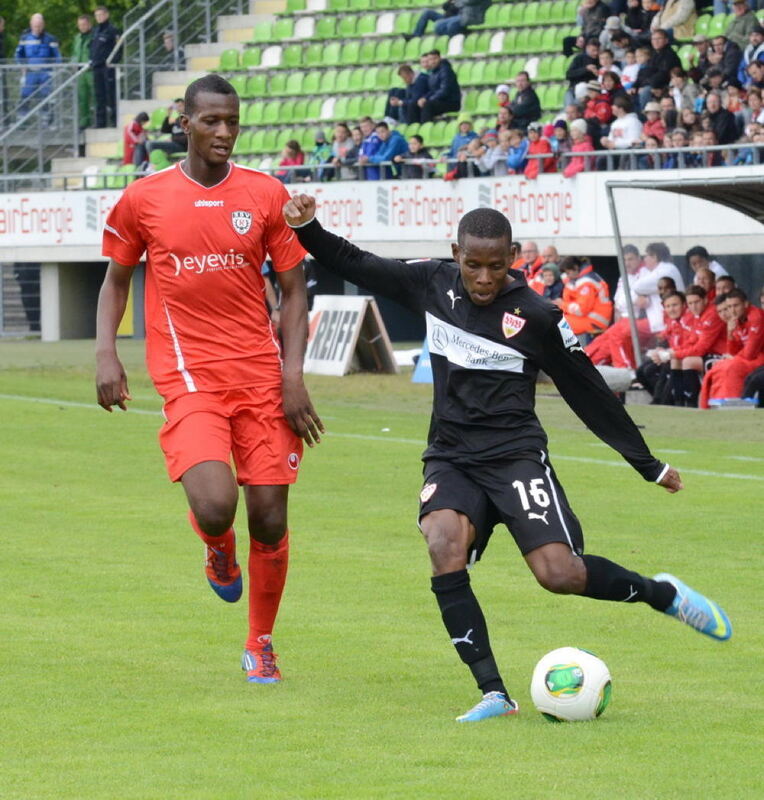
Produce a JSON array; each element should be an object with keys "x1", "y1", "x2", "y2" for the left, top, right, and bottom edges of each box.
[{"x1": 158, "y1": 387, "x2": 303, "y2": 485}]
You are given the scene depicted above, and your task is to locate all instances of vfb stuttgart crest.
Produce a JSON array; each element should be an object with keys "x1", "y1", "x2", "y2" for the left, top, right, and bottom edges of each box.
[
  {"x1": 231, "y1": 210, "x2": 252, "y2": 235},
  {"x1": 502, "y1": 311, "x2": 526, "y2": 339}
]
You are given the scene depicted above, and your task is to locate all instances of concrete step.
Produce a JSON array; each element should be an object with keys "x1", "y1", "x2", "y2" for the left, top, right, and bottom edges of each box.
[
  {"x1": 152, "y1": 69, "x2": 206, "y2": 100},
  {"x1": 84, "y1": 126, "x2": 121, "y2": 158},
  {"x1": 50, "y1": 156, "x2": 109, "y2": 189},
  {"x1": 185, "y1": 41, "x2": 235, "y2": 71}
]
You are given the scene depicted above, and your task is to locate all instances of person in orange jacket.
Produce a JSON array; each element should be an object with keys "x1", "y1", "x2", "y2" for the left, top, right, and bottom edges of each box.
[
  {"x1": 558, "y1": 256, "x2": 613, "y2": 336},
  {"x1": 699, "y1": 288, "x2": 764, "y2": 408},
  {"x1": 523, "y1": 122, "x2": 557, "y2": 179}
]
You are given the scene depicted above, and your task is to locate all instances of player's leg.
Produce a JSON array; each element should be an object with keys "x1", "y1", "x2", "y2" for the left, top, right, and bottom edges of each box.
[
  {"x1": 240, "y1": 484, "x2": 289, "y2": 683},
  {"x1": 680, "y1": 357, "x2": 703, "y2": 407},
  {"x1": 419, "y1": 464, "x2": 518, "y2": 722}
]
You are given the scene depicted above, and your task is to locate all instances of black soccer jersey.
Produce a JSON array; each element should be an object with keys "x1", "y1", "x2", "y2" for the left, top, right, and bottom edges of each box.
[{"x1": 294, "y1": 219, "x2": 665, "y2": 482}]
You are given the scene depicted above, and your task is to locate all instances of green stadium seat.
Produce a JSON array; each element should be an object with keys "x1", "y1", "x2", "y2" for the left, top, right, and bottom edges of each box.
[
  {"x1": 549, "y1": 54, "x2": 566, "y2": 80},
  {"x1": 273, "y1": 18, "x2": 294, "y2": 40},
  {"x1": 284, "y1": 71, "x2": 304, "y2": 96},
  {"x1": 293, "y1": 99, "x2": 309, "y2": 121},
  {"x1": 388, "y1": 37, "x2": 406, "y2": 62},
  {"x1": 357, "y1": 13, "x2": 377, "y2": 35},
  {"x1": 393, "y1": 12, "x2": 413, "y2": 35},
  {"x1": 281, "y1": 44, "x2": 302, "y2": 69},
  {"x1": 462, "y1": 90, "x2": 476, "y2": 113},
  {"x1": 503, "y1": 30, "x2": 518, "y2": 54},
  {"x1": 549, "y1": 0, "x2": 565, "y2": 24},
  {"x1": 329, "y1": 0, "x2": 349, "y2": 9},
  {"x1": 677, "y1": 44, "x2": 693, "y2": 71},
  {"x1": 241, "y1": 47, "x2": 261, "y2": 69},
  {"x1": 321, "y1": 69, "x2": 338, "y2": 93},
  {"x1": 537, "y1": 2, "x2": 552, "y2": 24},
  {"x1": 286, "y1": 0, "x2": 306, "y2": 11},
  {"x1": 262, "y1": 129, "x2": 279, "y2": 153},
  {"x1": 562, "y1": 0, "x2": 578, "y2": 22},
  {"x1": 245, "y1": 73, "x2": 267, "y2": 99},
  {"x1": 375, "y1": 39, "x2": 393, "y2": 64},
  {"x1": 484, "y1": 59, "x2": 500, "y2": 84},
  {"x1": 346, "y1": 95, "x2": 363, "y2": 118},
  {"x1": 475, "y1": 88, "x2": 494, "y2": 114},
  {"x1": 252, "y1": 20, "x2": 273, "y2": 43},
  {"x1": 420, "y1": 34, "x2": 437, "y2": 52},
  {"x1": 527, "y1": 29, "x2": 543, "y2": 54},
  {"x1": 229, "y1": 74, "x2": 248, "y2": 97},
  {"x1": 443, "y1": 119, "x2": 458, "y2": 143},
  {"x1": 349, "y1": 67, "x2": 366, "y2": 91},
  {"x1": 457, "y1": 61, "x2": 473, "y2": 84},
  {"x1": 280, "y1": 100, "x2": 295, "y2": 122},
  {"x1": 523, "y1": 3, "x2": 540, "y2": 26},
  {"x1": 233, "y1": 130, "x2": 252, "y2": 156},
  {"x1": 434, "y1": 34, "x2": 449, "y2": 52},
  {"x1": 694, "y1": 14, "x2": 711, "y2": 35},
  {"x1": 146, "y1": 106, "x2": 166, "y2": 131},
  {"x1": 375, "y1": 66, "x2": 391, "y2": 89},
  {"x1": 351, "y1": 0, "x2": 372, "y2": 9},
  {"x1": 317, "y1": 16, "x2": 339, "y2": 38},
  {"x1": 536, "y1": 56, "x2": 552, "y2": 82},
  {"x1": 149, "y1": 149, "x2": 171, "y2": 170},
  {"x1": 335, "y1": 68, "x2": 352, "y2": 91},
  {"x1": 540, "y1": 28, "x2": 556, "y2": 53},
  {"x1": 306, "y1": 99, "x2": 322, "y2": 120},
  {"x1": 509, "y1": 57, "x2": 526, "y2": 77},
  {"x1": 358, "y1": 95, "x2": 375, "y2": 117},
  {"x1": 322, "y1": 42, "x2": 342, "y2": 66},
  {"x1": 334, "y1": 96, "x2": 350, "y2": 118},
  {"x1": 364, "y1": 66, "x2": 380, "y2": 88},
  {"x1": 218, "y1": 48, "x2": 240, "y2": 71},
  {"x1": 359, "y1": 39, "x2": 377, "y2": 63},
  {"x1": 269, "y1": 72, "x2": 288, "y2": 95},
  {"x1": 509, "y1": 3, "x2": 526, "y2": 27},
  {"x1": 546, "y1": 83, "x2": 565, "y2": 110},
  {"x1": 250, "y1": 129, "x2": 267, "y2": 153},
  {"x1": 462, "y1": 33, "x2": 478, "y2": 56},
  {"x1": 707, "y1": 13, "x2": 727, "y2": 38},
  {"x1": 372, "y1": 94, "x2": 387, "y2": 118},
  {"x1": 263, "y1": 100, "x2": 281, "y2": 124},
  {"x1": 496, "y1": 4, "x2": 513, "y2": 26},
  {"x1": 418, "y1": 121, "x2": 433, "y2": 144},
  {"x1": 341, "y1": 41, "x2": 361, "y2": 64},
  {"x1": 305, "y1": 42, "x2": 323, "y2": 66},
  {"x1": 481, "y1": 5, "x2": 501, "y2": 28},
  {"x1": 514, "y1": 29, "x2": 530, "y2": 54},
  {"x1": 474, "y1": 32, "x2": 491, "y2": 54}
]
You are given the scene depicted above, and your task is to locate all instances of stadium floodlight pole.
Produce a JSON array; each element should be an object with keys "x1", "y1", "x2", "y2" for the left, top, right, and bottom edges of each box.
[{"x1": 605, "y1": 182, "x2": 642, "y2": 369}]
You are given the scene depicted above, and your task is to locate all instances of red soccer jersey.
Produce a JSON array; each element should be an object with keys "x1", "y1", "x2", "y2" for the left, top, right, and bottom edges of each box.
[
  {"x1": 102, "y1": 163, "x2": 306, "y2": 401},
  {"x1": 729, "y1": 305, "x2": 764, "y2": 360},
  {"x1": 672, "y1": 303, "x2": 726, "y2": 358},
  {"x1": 664, "y1": 313, "x2": 696, "y2": 351}
]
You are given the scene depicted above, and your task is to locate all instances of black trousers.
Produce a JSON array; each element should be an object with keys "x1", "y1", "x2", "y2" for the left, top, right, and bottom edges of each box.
[
  {"x1": 421, "y1": 98, "x2": 460, "y2": 122},
  {"x1": 93, "y1": 65, "x2": 116, "y2": 128}
]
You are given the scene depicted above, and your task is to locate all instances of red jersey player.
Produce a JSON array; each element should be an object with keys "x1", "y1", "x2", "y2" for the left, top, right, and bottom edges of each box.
[{"x1": 95, "y1": 75, "x2": 324, "y2": 683}]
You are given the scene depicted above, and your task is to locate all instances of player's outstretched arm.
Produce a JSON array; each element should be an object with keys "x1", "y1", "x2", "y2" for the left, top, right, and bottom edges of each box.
[
  {"x1": 283, "y1": 194, "x2": 432, "y2": 312},
  {"x1": 276, "y1": 263, "x2": 324, "y2": 447},
  {"x1": 95, "y1": 259, "x2": 135, "y2": 412}
]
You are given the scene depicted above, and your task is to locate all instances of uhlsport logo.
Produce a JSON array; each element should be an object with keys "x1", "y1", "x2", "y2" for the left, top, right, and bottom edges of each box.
[
  {"x1": 287, "y1": 453, "x2": 300, "y2": 471},
  {"x1": 232, "y1": 210, "x2": 252, "y2": 234},
  {"x1": 502, "y1": 311, "x2": 526, "y2": 339},
  {"x1": 420, "y1": 483, "x2": 437, "y2": 503}
]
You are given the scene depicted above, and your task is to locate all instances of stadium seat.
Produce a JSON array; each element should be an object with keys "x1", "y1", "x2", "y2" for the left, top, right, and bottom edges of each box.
[
  {"x1": 460, "y1": 61, "x2": 476, "y2": 85},
  {"x1": 286, "y1": 0, "x2": 306, "y2": 13},
  {"x1": 540, "y1": 28, "x2": 556, "y2": 53},
  {"x1": 281, "y1": 44, "x2": 302, "y2": 68},
  {"x1": 334, "y1": 96, "x2": 349, "y2": 118},
  {"x1": 523, "y1": 3, "x2": 539, "y2": 26},
  {"x1": 676, "y1": 44, "x2": 694, "y2": 71},
  {"x1": 376, "y1": 38, "x2": 392, "y2": 62},
  {"x1": 233, "y1": 130, "x2": 253, "y2": 155},
  {"x1": 388, "y1": 38, "x2": 405, "y2": 63},
  {"x1": 359, "y1": 39, "x2": 377, "y2": 63},
  {"x1": 252, "y1": 20, "x2": 274, "y2": 43},
  {"x1": 280, "y1": 100, "x2": 296, "y2": 122},
  {"x1": 241, "y1": 47, "x2": 261, "y2": 69},
  {"x1": 695, "y1": 14, "x2": 711, "y2": 35},
  {"x1": 306, "y1": 98, "x2": 322, "y2": 120},
  {"x1": 481, "y1": 5, "x2": 501, "y2": 28},
  {"x1": 273, "y1": 18, "x2": 294, "y2": 40},
  {"x1": 549, "y1": 0, "x2": 565, "y2": 24},
  {"x1": 320, "y1": 97, "x2": 336, "y2": 120},
  {"x1": 562, "y1": 0, "x2": 578, "y2": 22},
  {"x1": 293, "y1": 98, "x2": 309, "y2": 121},
  {"x1": 262, "y1": 129, "x2": 279, "y2": 153},
  {"x1": 325, "y1": 42, "x2": 344, "y2": 66},
  {"x1": 250, "y1": 129, "x2": 267, "y2": 153},
  {"x1": 549, "y1": 53, "x2": 566, "y2": 80},
  {"x1": 263, "y1": 100, "x2": 281, "y2": 124},
  {"x1": 305, "y1": 42, "x2": 324, "y2": 66},
  {"x1": 269, "y1": 72, "x2": 288, "y2": 95},
  {"x1": 707, "y1": 14, "x2": 727, "y2": 38},
  {"x1": 146, "y1": 107, "x2": 166, "y2": 131},
  {"x1": 536, "y1": 56, "x2": 552, "y2": 82},
  {"x1": 294, "y1": 16, "x2": 315, "y2": 39},
  {"x1": 372, "y1": 94, "x2": 387, "y2": 117},
  {"x1": 341, "y1": 41, "x2": 361, "y2": 64},
  {"x1": 418, "y1": 121, "x2": 434, "y2": 145},
  {"x1": 317, "y1": 16, "x2": 338, "y2": 38},
  {"x1": 149, "y1": 149, "x2": 171, "y2": 170},
  {"x1": 357, "y1": 13, "x2": 377, "y2": 35},
  {"x1": 509, "y1": 3, "x2": 526, "y2": 26},
  {"x1": 335, "y1": 68, "x2": 351, "y2": 91},
  {"x1": 244, "y1": 73, "x2": 266, "y2": 98},
  {"x1": 537, "y1": 2, "x2": 552, "y2": 24},
  {"x1": 393, "y1": 12, "x2": 413, "y2": 35},
  {"x1": 229, "y1": 74, "x2": 248, "y2": 97},
  {"x1": 484, "y1": 59, "x2": 500, "y2": 84},
  {"x1": 320, "y1": 69, "x2": 337, "y2": 92},
  {"x1": 260, "y1": 45, "x2": 282, "y2": 67},
  {"x1": 244, "y1": 101, "x2": 264, "y2": 125},
  {"x1": 346, "y1": 95, "x2": 363, "y2": 118},
  {"x1": 503, "y1": 30, "x2": 518, "y2": 54},
  {"x1": 218, "y1": 48, "x2": 240, "y2": 71}
]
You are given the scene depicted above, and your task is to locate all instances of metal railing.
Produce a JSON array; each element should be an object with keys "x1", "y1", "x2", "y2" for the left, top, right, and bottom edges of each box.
[
  {"x1": 109, "y1": 0, "x2": 247, "y2": 102},
  {"x1": 0, "y1": 63, "x2": 89, "y2": 175}
]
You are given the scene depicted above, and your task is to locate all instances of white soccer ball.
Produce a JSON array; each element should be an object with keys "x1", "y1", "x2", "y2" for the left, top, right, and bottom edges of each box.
[{"x1": 530, "y1": 646, "x2": 612, "y2": 722}]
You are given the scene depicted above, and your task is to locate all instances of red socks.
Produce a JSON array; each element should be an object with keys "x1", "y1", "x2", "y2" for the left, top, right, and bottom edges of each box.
[
  {"x1": 188, "y1": 510, "x2": 236, "y2": 555},
  {"x1": 245, "y1": 532, "x2": 289, "y2": 652}
]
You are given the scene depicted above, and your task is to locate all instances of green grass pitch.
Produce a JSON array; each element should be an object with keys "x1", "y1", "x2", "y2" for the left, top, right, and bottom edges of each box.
[{"x1": 1, "y1": 339, "x2": 762, "y2": 800}]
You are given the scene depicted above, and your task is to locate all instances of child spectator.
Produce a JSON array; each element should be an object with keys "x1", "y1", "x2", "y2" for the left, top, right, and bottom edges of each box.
[
  {"x1": 394, "y1": 134, "x2": 435, "y2": 179},
  {"x1": 601, "y1": 95, "x2": 643, "y2": 151},
  {"x1": 476, "y1": 129, "x2": 511, "y2": 176},
  {"x1": 550, "y1": 120, "x2": 572, "y2": 156},
  {"x1": 742, "y1": 88, "x2": 764, "y2": 125},
  {"x1": 584, "y1": 80, "x2": 614, "y2": 130},
  {"x1": 306, "y1": 129, "x2": 333, "y2": 181},
  {"x1": 638, "y1": 134, "x2": 662, "y2": 169},
  {"x1": 124, "y1": 111, "x2": 149, "y2": 167},
  {"x1": 328, "y1": 123, "x2": 354, "y2": 181},
  {"x1": 337, "y1": 126, "x2": 362, "y2": 180},
  {"x1": 680, "y1": 107, "x2": 702, "y2": 133},
  {"x1": 446, "y1": 136, "x2": 486, "y2": 180},
  {"x1": 621, "y1": 49, "x2": 641, "y2": 90},
  {"x1": 598, "y1": 49, "x2": 622, "y2": 81},
  {"x1": 495, "y1": 83, "x2": 510, "y2": 107},
  {"x1": 524, "y1": 122, "x2": 557, "y2": 179},
  {"x1": 506, "y1": 128, "x2": 529, "y2": 173},
  {"x1": 448, "y1": 116, "x2": 478, "y2": 162},
  {"x1": 563, "y1": 118, "x2": 594, "y2": 177},
  {"x1": 669, "y1": 67, "x2": 699, "y2": 112},
  {"x1": 274, "y1": 139, "x2": 305, "y2": 184},
  {"x1": 662, "y1": 127, "x2": 689, "y2": 168},
  {"x1": 540, "y1": 264, "x2": 564, "y2": 301},
  {"x1": 495, "y1": 106, "x2": 513, "y2": 132},
  {"x1": 642, "y1": 101, "x2": 666, "y2": 143}
]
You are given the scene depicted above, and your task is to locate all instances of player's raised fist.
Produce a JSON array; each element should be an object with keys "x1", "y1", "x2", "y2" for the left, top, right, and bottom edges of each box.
[{"x1": 283, "y1": 194, "x2": 316, "y2": 228}]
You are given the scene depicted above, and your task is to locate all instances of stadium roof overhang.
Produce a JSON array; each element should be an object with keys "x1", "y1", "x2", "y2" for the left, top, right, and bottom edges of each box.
[{"x1": 604, "y1": 175, "x2": 764, "y2": 366}]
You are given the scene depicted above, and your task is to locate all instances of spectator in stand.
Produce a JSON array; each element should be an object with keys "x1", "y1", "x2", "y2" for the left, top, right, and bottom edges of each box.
[
  {"x1": 650, "y1": 0, "x2": 697, "y2": 42},
  {"x1": 580, "y1": 0, "x2": 611, "y2": 41},
  {"x1": 669, "y1": 67, "x2": 699, "y2": 112},
  {"x1": 563, "y1": 118, "x2": 594, "y2": 177},
  {"x1": 624, "y1": 0, "x2": 659, "y2": 42},
  {"x1": 550, "y1": 120, "x2": 572, "y2": 156},
  {"x1": 91, "y1": 6, "x2": 119, "y2": 129},
  {"x1": 539, "y1": 265, "x2": 565, "y2": 301},
  {"x1": 742, "y1": 87, "x2": 764, "y2": 125},
  {"x1": 447, "y1": 115, "x2": 478, "y2": 160},
  {"x1": 72, "y1": 14, "x2": 94, "y2": 129},
  {"x1": 15, "y1": 13, "x2": 61, "y2": 116},
  {"x1": 688, "y1": 35, "x2": 711, "y2": 83},
  {"x1": 365, "y1": 121, "x2": 408, "y2": 179},
  {"x1": 700, "y1": 66, "x2": 726, "y2": 98},
  {"x1": 418, "y1": 49, "x2": 460, "y2": 122},
  {"x1": 506, "y1": 129, "x2": 529, "y2": 174},
  {"x1": 726, "y1": 0, "x2": 759, "y2": 51},
  {"x1": 495, "y1": 83, "x2": 510, "y2": 107},
  {"x1": 123, "y1": 111, "x2": 149, "y2": 168},
  {"x1": 598, "y1": 49, "x2": 622, "y2": 81},
  {"x1": 559, "y1": 257, "x2": 613, "y2": 337},
  {"x1": 584, "y1": 80, "x2": 613, "y2": 137},
  {"x1": 705, "y1": 90, "x2": 740, "y2": 144},
  {"x1": 327, "y1": 122, "x2": 354, "y2": 181},
  {"x1": 524, "y1": 123, "x2": 556, "y2": 178},
  {"x1": 686, "y1": 245, "x2": 729, "y2": 279},
  {"x1": 337, "y1": 126, "x2": 362, "y2": 180},
  {"x1": 642, "y1": 101, "x2": 667, "y2": 143},
  {"x1": 636, "y1": 29, "x2": 682, "y2": 110},
  {"x1": 746, "y1": 58, "x2": 764, "y2": 89},
  {"x1": 601, "y1": 94, "x2": 643, "y2": 153},
  {"x1": 274, "y1": 139, "x2": 305, "y2": 184},
  {"x1": 387, "y1": 62, "x2": 429, "y2": 124},
  {"x1": 660, "y1": 95, "x2": 678, "y2": 129},
  {"x1": 638, "y1": 134, "x2": 662, "y2": 168},
  {"x1": 738, "y1": 24, "x2": 764, "y2": 85},
  {"x1": 610, "y1": 31, "x2": 636, "y2": 64},
  {"x1": 699, "y1": 288, "x2": 764, "y2": 407},
  {"x1": 475, "y1": 129, "x2": 511, "y2": 175},
  {"x1": 680, "y1": 106, "x2": 702, "y2": 133},
  {"x1": 514, "y1": 240, "x2": 543, "y2": 279},
  {"x1": 509, "y1": 71, "x2": 541, "y2": 131},
  {"x1": 541, "y1": 245, "x2": 560, "y2": 266},
  {"x1": 358, "y1": 116, "x2": 382, "y2": 180},
  {"x1": 701, "y1": 129, "x2": 725, "y2": 166},
  {"x1": 600, "y1": 17, "x2": 625, "y2": 51},
  {"x1": 621, "y1": 49, "x2": 641, "y2": 90},
  {"x1": 716, "y1": 274, "x2": 736, "y2": 296},
  {"x1": 446, "y1": 135, "x2": 486, "y2": 179},
  {"x1": 148, "y1": 98, "x2": 187, "y2": 160},
  {"x1": 711, "y1": 35, "x2": 744, "y2": 84},
  {"x1": 408, "y1": 0, "x2": 490, "y2": 39},
  {"x1": 565, "y1": 38, "x2": 600, "y2": 105},
  {"x1": 395, "y1": 134, "x2": 435, "y2": 179},
  {"x1": 662, "y1": 127, "x2": 689, "y2": 167},
  {"x1": 159, "y1": 31, "x2": 185, "y2": 70},
  {"x1": 495, "y1": 105, "x2": 513, "y2": 132},
  {"x1": 306, "y1": 130, "x2": 333, "y2": 181}
]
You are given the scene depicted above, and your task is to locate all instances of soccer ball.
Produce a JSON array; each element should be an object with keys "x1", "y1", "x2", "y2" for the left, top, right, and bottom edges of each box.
[{"x1": 530, "y1": 646, "x2": 612, "y2": 722}]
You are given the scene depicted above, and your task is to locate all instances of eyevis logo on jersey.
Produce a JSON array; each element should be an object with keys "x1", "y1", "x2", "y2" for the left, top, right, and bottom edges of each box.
[
  {"x1": 231, "y1": 210, "x2": 252, "y2": 235},
  {"x1": 502, "y1": 311, "x2": 526, "y2": 339},
  {"x1": 169, "y1": 249, "x2": 249, "y2": 276}
]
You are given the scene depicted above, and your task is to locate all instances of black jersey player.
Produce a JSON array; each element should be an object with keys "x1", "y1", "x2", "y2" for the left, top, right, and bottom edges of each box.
[{"x1": 284, "y1": 196, "x2": 732, "y2": 723}]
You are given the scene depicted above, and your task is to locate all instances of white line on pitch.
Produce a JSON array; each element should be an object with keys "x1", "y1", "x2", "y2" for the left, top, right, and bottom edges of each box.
[{"x1": 1, "y1": 393, "x2": 761, "y2": 481}]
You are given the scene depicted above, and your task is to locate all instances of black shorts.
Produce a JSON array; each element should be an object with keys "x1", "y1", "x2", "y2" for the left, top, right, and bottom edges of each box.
[{"x1": 418, "y1": 450, "x2": 584, "y2": 563}]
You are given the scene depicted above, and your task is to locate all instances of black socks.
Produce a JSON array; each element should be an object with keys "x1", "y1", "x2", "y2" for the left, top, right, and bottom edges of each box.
[
  {"x1": 582, "y1": 554, "x2": 676, "y2": 611},
  {"x1": 431, "y1": 570, "x2": 507, "y2": 696}
]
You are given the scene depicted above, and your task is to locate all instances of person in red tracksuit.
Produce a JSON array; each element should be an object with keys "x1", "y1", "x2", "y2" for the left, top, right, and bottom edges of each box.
[
  {"x1": 699, "y1": 288, "x2": 764, "y2": 408},
  {"x1": 645, "y1": 291, "x2": 695, "y2": 406},
  {"x1": 657, "y1": 285, "x2": 726, "y2": 407},
  {"x1": 523, "y1": 122, "x2": 557, "y2": 179}
]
